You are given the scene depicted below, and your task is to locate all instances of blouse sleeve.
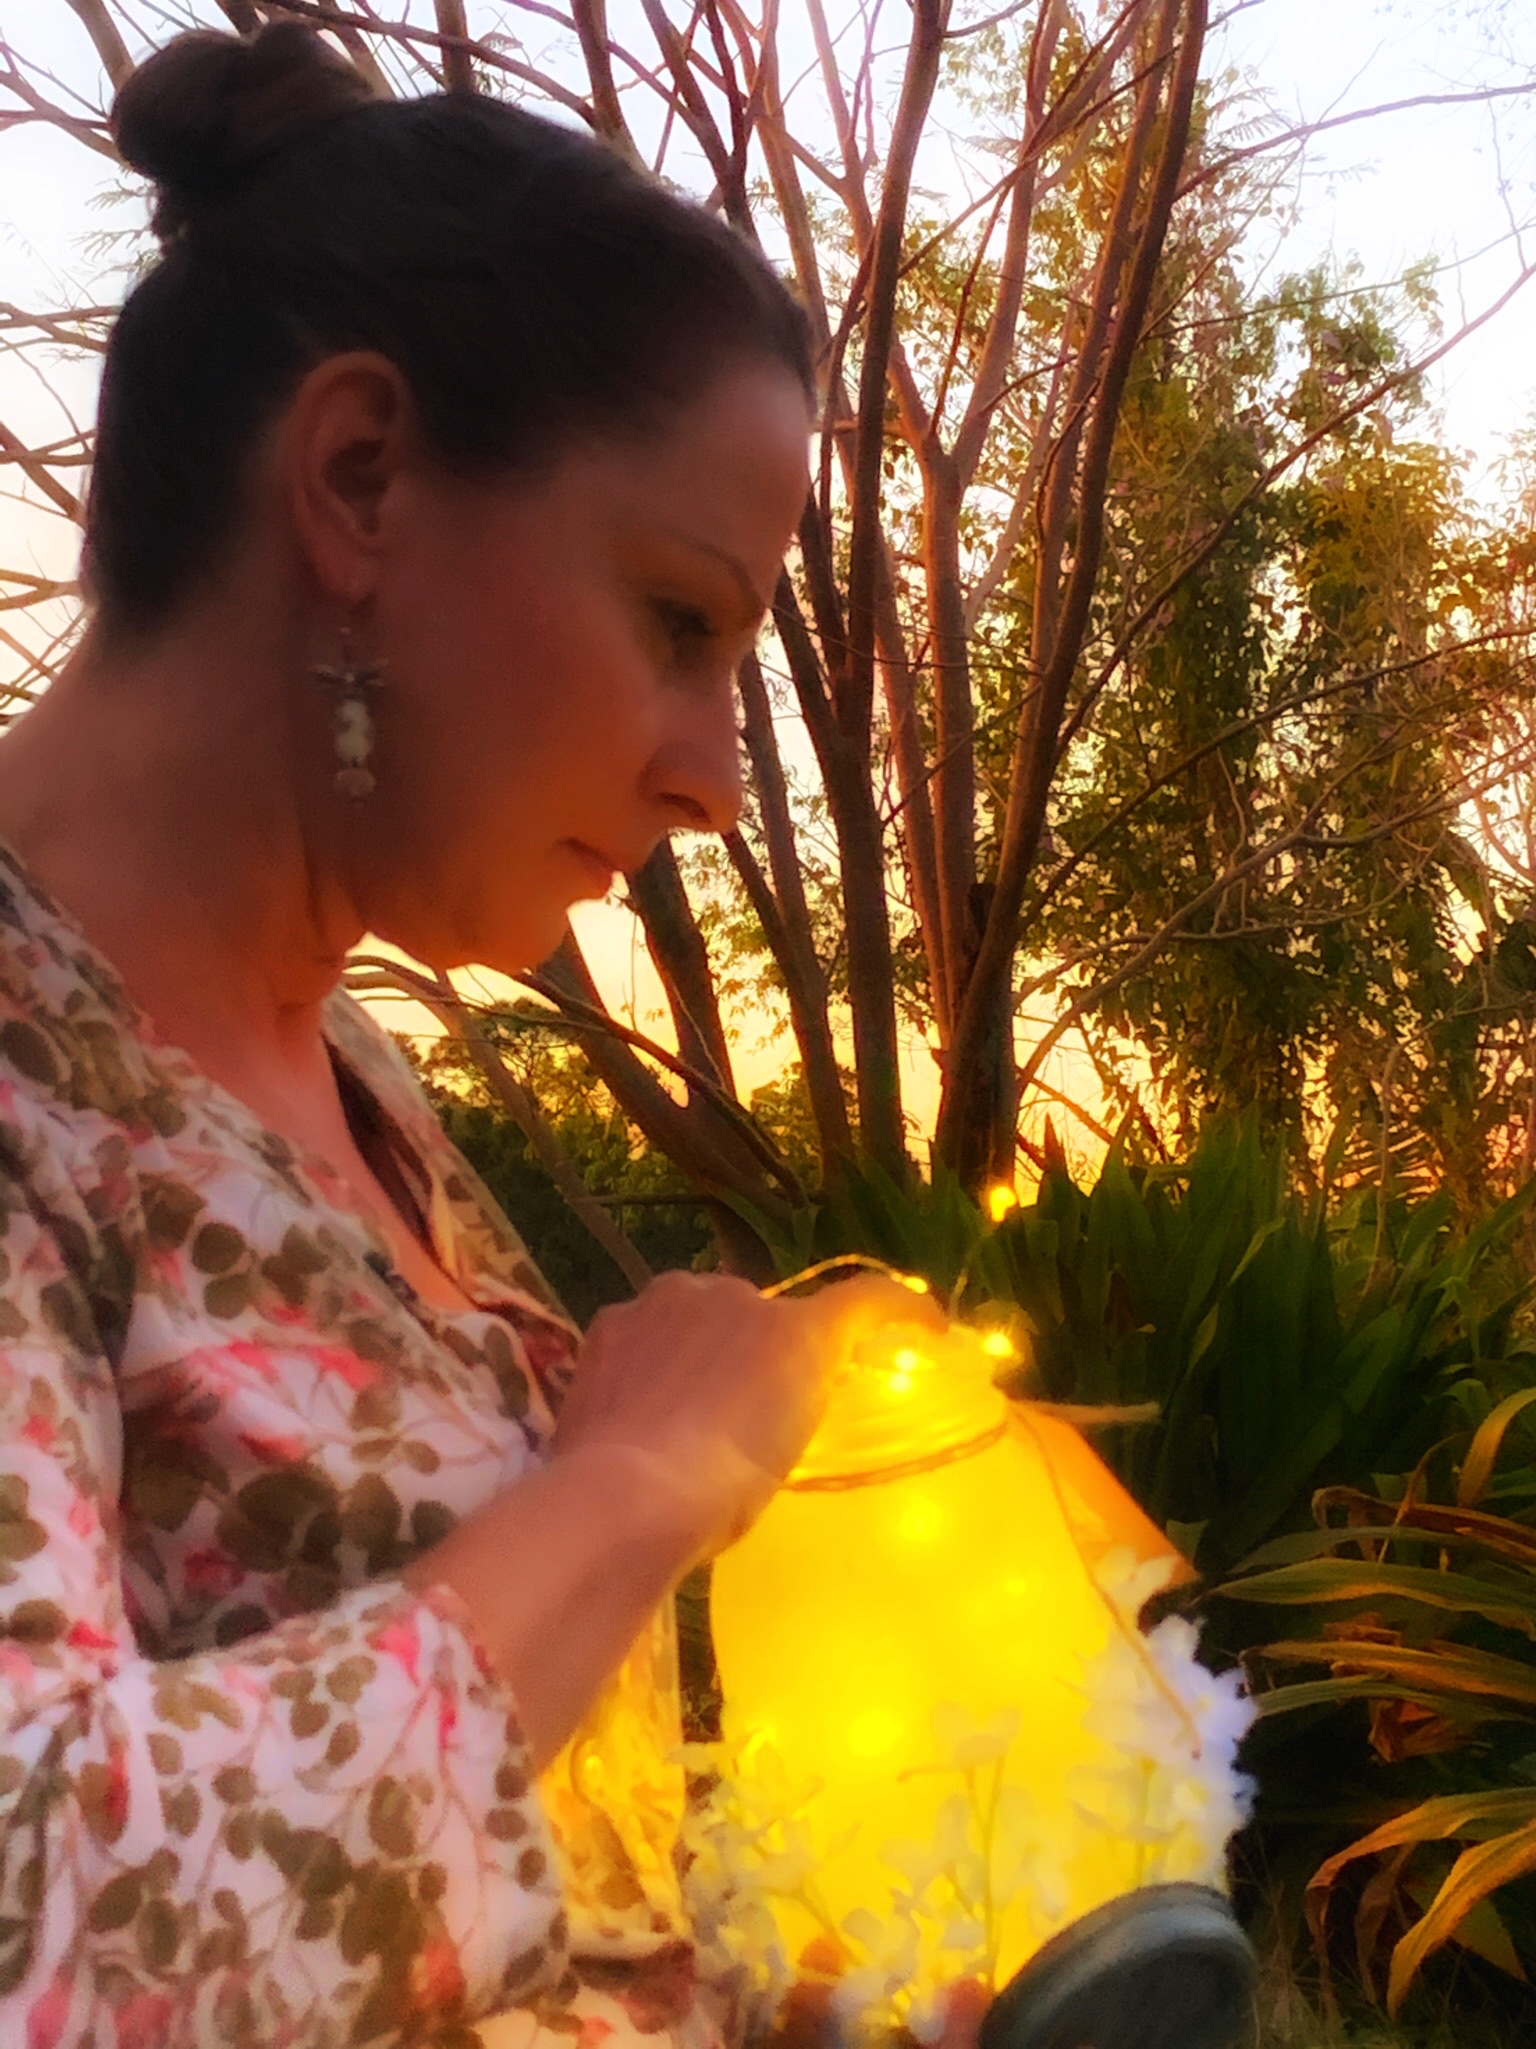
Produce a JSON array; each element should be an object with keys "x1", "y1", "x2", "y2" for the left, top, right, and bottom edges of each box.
[{"x1": 0, "y1": 1112, "x2": 571, "y2": 2048}]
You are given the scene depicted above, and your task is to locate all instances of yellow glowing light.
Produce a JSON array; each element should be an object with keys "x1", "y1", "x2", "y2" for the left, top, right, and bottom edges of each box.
[
  {"x1": 738, "y1": 1725, "x2": 777, "y2": 1767},
  {"x1": 979, "y1": 1327, "x2": 1016, "y2": 1361},
  {"x1": 711, "y1": 1319, "x2": 1192, "y2": 1988},
  {"x1": 897, "y1": 1495, "x2": 944, "y2": 1545},
  {"x1": 845, "y1": 1707, "x2": 904, "y2": 1760},
  {"x1": 895, "y1": 1273, "x2": 931, "y2": 1294},
  {"x1": 985, "y1": 1183, "x2": 1019, "y2": 1224},
  {"x1": 883, "y1": 1344, "x2": 931, "y2": 1397}
]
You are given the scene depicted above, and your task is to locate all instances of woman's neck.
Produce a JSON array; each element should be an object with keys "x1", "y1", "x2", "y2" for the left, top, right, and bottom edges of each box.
[{"x1": 0, "y1": 597, "x2": 364, "y2": 1085}]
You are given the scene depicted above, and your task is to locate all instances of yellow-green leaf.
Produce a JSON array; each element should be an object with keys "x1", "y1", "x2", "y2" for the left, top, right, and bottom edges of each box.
[
  {"x1": 1312, "y1": 1787, "x2": 1536, "y2": 1892},
  {"x1": 1307, "y1": 1789, "x2": 1536, "y2": 1975},
  {"x1": 1310, "y1": 1488, "x2": 1536, "y2": 1567},
  {"x1": 1226, "y1": 1559, "x2": 1536, "y2": 1636},
  {"x1": 1260, "y1": 1637, "x2": 1536, "y2": 1709},
  {"x1": 1433, "y1": 1895, "x2": 1527, "y2": 1984},
  {"x1": 1457, "y1": 1387, "x2": 1536, "y2": 1508},
  {"x1": 1388, "y1": 1818, "x2": 1536, "y2": 2013},
  {"x1": 1256, "y1": 1676, "x2": 1501, "y2": 1722}
]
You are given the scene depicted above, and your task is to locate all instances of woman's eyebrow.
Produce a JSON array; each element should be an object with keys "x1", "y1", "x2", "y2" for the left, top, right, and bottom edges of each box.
[{"x1": 659, "y1": 526, "x2": 768, "y2": 618}]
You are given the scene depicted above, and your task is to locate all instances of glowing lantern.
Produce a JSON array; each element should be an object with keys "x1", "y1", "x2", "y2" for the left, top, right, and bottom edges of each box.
[{"x1": 705, "y1": 1314, "x2": 1254, "y2": 2035}]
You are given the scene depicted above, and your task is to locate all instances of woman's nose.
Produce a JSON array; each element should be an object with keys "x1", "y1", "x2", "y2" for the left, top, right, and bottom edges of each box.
[{"x1": 642, "y1": 691, "x2": 744, "y2": 836}]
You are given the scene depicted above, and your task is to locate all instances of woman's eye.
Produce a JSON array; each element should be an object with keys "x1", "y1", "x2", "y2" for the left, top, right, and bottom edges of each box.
[{"x1": 652, "y1": 598, "x2": 716, "y2": 653}]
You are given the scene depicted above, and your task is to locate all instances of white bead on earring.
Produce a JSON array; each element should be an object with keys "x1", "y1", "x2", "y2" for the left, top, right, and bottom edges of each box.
[{"x1": 311, "y1": 623, "x2": 387, "y2": 801}]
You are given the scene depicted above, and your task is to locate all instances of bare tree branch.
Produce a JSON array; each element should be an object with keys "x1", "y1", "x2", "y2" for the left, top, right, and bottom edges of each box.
[{"x1": 61, "y1": 0, "x2": 134, "y2": 90}]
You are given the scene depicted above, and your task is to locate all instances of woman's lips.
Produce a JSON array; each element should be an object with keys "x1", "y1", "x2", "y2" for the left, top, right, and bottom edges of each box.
[{"x1": 565, "y1": 840, "x2": 620, "y2": 890}]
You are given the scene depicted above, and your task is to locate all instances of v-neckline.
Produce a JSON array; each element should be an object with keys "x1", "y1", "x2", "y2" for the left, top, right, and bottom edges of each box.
[{"x1": 325, "y1": 1035, "x2": 480, "y2": 1315}]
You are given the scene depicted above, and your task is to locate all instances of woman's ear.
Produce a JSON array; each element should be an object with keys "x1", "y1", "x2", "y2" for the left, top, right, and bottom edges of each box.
[{"x1": 280, "y1": 351, "x2": 416, "y2": 607}]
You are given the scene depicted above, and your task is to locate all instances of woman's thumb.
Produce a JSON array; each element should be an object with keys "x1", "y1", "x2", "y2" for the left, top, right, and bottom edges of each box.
[{"x1": 937, "y1": 1978, "x2": 992, "y2": 2049}]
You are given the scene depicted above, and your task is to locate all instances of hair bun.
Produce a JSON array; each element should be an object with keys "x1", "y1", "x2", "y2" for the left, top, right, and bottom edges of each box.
[{"x1": 113, "y1": 23, "x2": 377, "y2": 243}]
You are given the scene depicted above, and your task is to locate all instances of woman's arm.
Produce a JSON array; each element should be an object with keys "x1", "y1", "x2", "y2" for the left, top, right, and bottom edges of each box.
[
  {"x1": 405, "y1": 1441, "x2": 703, "y2": 1771},
  {"x1": 0, "y1": 1151, "x2": 563, "y2": 2046}
]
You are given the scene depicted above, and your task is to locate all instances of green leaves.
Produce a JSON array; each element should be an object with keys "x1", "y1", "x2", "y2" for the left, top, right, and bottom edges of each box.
[
  {"x1": 1457, "y1": 1386, "x2": 1536, "y2": 1508},
  {"x1": 996, "y1": 1118, "x2": 1533, "y2": 1574},
  {"x1": 1231, "y1": 1424, "x2": 1536, "y2": 2010},
  {"x1": 1222, "y1": 1558, "x2": 1536, "y2": 1639},
  {"x1": 1386, "y1": 1822, "x2": 1536, "y2": 2012},
  {"x1": 1260, "y1": 1638, "x2": 1536, "y2": 1714},
  {"x1": 1305, "y1": 1791, "x2": 1536, "y2": 2015}
]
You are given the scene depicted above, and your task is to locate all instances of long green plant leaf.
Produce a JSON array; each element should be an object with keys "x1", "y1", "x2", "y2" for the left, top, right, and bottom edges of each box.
[
  {"x1": 1308, "y1": 1787, "x2": 1536, "y2": 1906},
  {"x1": 1457, "y1": 1385, "x2": 1536, "y2": 1508},
  {"x1": 1254, "y1": 1675, "x2": 1523, "y2": 1721},
  {"x1": 1387, "y1": 1818, "x2": 1536, "y2": 2013},
  {"x1": 1222, "y1": 1559, "x2": 1536, "y2": 1636},
  {"x1": 1310, "y1": 1488, "x2": 1536, "y2": 1567},
  {"x1": 1232, "y1": 1524, "x2": 1451, "y2": 1571},
  {"x1": 1258, "y1": 1637, "x2": 1536, "y2": 1709}
]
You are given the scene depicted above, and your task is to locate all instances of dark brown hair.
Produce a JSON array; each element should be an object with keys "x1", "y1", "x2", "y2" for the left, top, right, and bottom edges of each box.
[{"x1": 89, "y1": 24, "x2": 813, "y2": 630}]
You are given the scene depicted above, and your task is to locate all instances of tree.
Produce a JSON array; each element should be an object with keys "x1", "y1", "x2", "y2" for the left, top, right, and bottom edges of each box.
[
  {"x1": 1021, "y1": 258, "x2": 1536, "y2": 1209},
  {"x1": 5, "y1": 1, "x2": 1536, "y2": 1284}
]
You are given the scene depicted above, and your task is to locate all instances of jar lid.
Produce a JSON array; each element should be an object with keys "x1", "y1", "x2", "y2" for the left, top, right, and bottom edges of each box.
[{"x1": 785, "y1": 1318, "x2": 1015, "y2": 1489}]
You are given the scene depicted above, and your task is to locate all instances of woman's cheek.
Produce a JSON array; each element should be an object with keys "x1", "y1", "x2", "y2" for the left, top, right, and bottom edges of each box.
[{"x1": 554, "y1": 624, "x2": 670, "y2": 765}]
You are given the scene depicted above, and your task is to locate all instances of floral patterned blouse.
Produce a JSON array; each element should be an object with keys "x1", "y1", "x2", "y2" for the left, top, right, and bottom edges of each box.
[{"x1": 0, "y1": 843, "x2": 719, "y2": 2049}]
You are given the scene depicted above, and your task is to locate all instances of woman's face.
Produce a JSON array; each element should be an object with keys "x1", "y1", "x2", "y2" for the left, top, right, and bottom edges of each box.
[{"x1": 351, "y1": 360, "x2": 811, "y2": 972}]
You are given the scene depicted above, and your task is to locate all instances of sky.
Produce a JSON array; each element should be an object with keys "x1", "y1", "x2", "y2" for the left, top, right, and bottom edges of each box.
[
  {"x1": 1209, "y1": 0, "x2": 1535, "y2": 485},
  {"x1": 0, "y1": 0, "x2": 1532, "y2": 1147}
]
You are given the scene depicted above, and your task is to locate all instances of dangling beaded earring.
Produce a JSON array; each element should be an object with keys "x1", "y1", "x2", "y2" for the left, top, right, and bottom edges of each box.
[{"x1": 311, "y1": 622, "x2": 387, "y2": 801}]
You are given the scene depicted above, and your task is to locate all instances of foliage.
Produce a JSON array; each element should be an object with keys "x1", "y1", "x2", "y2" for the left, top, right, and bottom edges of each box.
[
  {"x1": 1218, "y1": 1395, "x2": 1536, "y2": 2015},
  {"x1": 1023, "y1": 259, "x2": 1536, "y2": 1198},
  {"x1": 403, "y1": 1027, "x2": 710, "y2": 1322},
  {"x1": 997, "y1": 1125, "x2": 1536, "y2": 1578},
  {"x1": 731, "y1": 1118, "x2": 1536, "y2": 1578}
]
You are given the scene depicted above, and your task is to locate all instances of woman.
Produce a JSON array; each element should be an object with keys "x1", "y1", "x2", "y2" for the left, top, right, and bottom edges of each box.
[{"x1": 0, "y1": 24, "x2": 939, "y2": 2047}]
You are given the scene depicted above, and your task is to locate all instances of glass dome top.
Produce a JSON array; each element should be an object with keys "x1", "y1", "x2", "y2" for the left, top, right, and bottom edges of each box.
[{"x1": 786, "y1": 1318, "x2": 1018, "y2": 1489}]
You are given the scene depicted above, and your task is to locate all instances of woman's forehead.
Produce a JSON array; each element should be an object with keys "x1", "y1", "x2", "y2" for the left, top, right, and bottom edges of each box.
[{"x1": 557, "y1": 365, "x2": 811, "y2": 566}]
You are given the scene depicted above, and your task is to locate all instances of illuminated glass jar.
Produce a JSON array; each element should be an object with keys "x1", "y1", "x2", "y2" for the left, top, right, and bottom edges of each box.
[{"x1": 709, "y1": 1316, "x2": 1241, "y2": 2008}]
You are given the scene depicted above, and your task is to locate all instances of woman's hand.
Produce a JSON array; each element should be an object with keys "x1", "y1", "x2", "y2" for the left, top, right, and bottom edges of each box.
[
  {"x1": 772, "y1": 1975, "x2": 991, "y2": 2049},
  {"x1": 934, "y1": 1979, "x2": 992, "y2": 2049},
  {"x1": 411, "y1": 1267, "x2": 943, "y2": 1765},
  {"x1": 552, "y1": 1268, "x2": 946, "y2": 1558}
]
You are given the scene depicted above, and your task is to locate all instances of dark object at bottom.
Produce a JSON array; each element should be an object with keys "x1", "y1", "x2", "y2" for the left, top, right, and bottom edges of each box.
[{"x1": 976, "y1": 1884, "x2": 1257, "y2": 2049}]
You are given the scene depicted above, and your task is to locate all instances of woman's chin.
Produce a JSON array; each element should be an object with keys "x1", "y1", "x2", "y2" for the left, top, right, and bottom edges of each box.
[
  {"x1": 469, "y1": 905, "x2": 574, "y2": 977},
  {"x1": 376, "y1": 898, "x2": 568, "y2": 979}
]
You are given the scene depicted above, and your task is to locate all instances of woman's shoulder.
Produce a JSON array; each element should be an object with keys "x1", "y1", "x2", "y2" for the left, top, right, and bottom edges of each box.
[{"x1": 0, "y1": 852, "x2": 179, "y2": 1160}]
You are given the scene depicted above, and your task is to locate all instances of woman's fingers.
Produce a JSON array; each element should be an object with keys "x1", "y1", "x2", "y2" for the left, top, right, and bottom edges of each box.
[
  {"x1": 936, "y1": 1978, "x2": 992, "y2": 2049},
  {"x1": 552, "y1": 1266, "x2": 955, "y2": 1560},
  {"x1": 767, "y1": 1972, "x2": 990, "y2": 2049},
  {"x1": 794, "y1": 1270, "x2": 948, "y2": 1354}
]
